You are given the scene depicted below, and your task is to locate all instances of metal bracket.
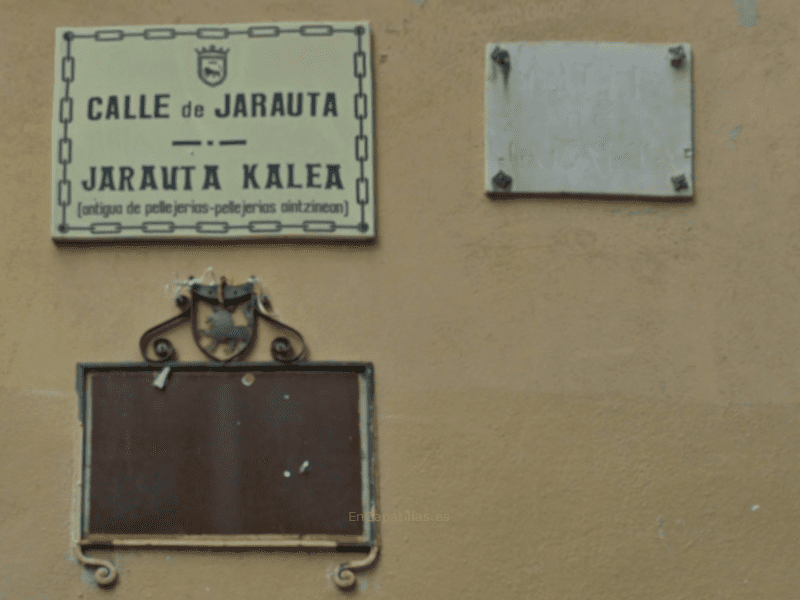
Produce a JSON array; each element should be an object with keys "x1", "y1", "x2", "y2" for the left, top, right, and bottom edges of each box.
[
  {"x1": 73, "y1": 541, "x2": 380, "y2": 590},
  {"x1": 333, "y1": 545, "x2": 380, "y2": 589},
  {"x1": 74, "y1": 544, "x2": 118, "y2": 587}
]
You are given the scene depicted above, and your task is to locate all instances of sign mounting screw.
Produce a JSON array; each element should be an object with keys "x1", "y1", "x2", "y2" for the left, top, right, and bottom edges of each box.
[
  {"x1": 668, "y1": 46, "x2": 686, "y2": 68},
  {"x1": 671, "y1": 174, "x2": 689, "y2": 192},
  {"x1": 492, "y1": 170, "x2": 513, "y2": 191},
  {"x1": 491, "y1": 46, "x2": 511, "y2": 76}
]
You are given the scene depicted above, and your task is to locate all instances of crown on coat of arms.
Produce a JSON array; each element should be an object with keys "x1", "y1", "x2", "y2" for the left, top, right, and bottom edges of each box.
[{"x1": 195, "y1": 45, "x2": 229, "y2": 58}]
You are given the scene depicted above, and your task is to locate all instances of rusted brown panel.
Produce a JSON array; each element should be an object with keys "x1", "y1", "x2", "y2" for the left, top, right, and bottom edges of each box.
[{"x1": 87, "y1": 368, "x2": 364, "y2": 537}]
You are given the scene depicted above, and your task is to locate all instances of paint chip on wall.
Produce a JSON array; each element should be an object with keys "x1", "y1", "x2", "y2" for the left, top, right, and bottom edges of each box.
[{"x1": 733, "y1": 0, "x2": 759, "y2": 27}]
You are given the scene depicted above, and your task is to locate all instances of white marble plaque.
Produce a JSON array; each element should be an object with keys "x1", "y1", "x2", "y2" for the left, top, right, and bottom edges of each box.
[
  {"x1": 52, "y1": 23, "x2": 375, "y2": 240},
  {"x1": 485, "y1": 42, "x2": 693, "y2": 197}
]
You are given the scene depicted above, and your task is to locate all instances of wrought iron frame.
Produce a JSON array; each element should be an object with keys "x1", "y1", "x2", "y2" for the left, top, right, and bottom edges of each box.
[{"x1": 73, "y1": 276, "x2": 378, "y2": 589}]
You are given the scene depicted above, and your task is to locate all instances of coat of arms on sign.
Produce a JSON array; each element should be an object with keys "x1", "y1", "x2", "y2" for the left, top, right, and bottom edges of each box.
[{"x1": 196, "y1": 45, "x2": 228, "y2": 87}]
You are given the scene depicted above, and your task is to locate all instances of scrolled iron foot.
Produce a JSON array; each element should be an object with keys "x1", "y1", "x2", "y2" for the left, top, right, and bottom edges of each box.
[
  {"x1": 73, "y1": 544, "x2": 118, "y2": 587},
  {"x1": 332, "y1": 545, "x2": 379, "y2": 590},
  {"x1": 255, "y1": 294, "x2": 308, "y2": 363}
]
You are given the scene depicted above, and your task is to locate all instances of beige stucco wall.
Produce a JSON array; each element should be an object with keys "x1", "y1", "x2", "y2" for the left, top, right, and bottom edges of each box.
[{"x1": 2, "y1": 0, "x2": 799, "y2": 597}]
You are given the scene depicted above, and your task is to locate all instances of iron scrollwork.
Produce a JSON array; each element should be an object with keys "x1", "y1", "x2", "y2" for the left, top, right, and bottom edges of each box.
[
  {"x1": 78, "y1": 274, "x2": 380, "y2": 590},
  {"x1": 73, "y1": 544, "x2": 118, "y2": 586},
  {"x1": 139, "y1": 275, "x2": 307, "y2": 365}
]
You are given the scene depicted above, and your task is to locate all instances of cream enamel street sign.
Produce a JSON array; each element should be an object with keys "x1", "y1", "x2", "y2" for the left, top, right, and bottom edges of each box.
[{"x1": 52, "y1": 23, "x2": 375, "y2": 240}]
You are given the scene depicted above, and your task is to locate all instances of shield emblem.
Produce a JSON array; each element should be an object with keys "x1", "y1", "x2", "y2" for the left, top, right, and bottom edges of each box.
[
  {"x1": 196, "y1": 46, "x2": 228, "y2": 87},
  {"x1": 190, "y1": 280, "x2": 255, "y2": 362},
  {"x1": 138, "y1": 274, "x2": 307, "y2": 366}
]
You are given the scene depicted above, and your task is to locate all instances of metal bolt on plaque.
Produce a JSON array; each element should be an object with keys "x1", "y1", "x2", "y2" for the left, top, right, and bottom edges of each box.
[{"x1": 73, "y1": 273, "x2": 378, "y2": 589}]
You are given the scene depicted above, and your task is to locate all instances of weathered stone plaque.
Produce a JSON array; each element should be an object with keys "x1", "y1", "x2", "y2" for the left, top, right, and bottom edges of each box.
[
  {"x1": 52, "y1": 23, "x2": 375, "y2": 240},
  {"x1": 485, "y1": 42, "x2": 694, "y2": 197}
]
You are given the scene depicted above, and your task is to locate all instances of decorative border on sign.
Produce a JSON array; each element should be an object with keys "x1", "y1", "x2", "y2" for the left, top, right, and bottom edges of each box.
[{"x1": 55, "y1": 25, "x2": 372, "y2": 237}]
